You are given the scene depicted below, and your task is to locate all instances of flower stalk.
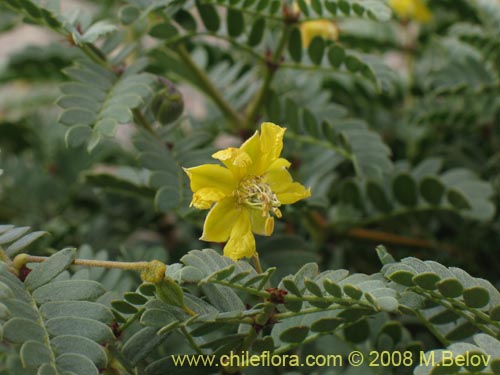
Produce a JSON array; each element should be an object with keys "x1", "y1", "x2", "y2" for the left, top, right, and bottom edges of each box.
[{"x1": 12, "y1": 254, "x2": 166, "y2": 283}]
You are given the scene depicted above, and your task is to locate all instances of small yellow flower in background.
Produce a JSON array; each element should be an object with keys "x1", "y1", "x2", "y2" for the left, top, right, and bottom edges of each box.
[
  {"x1": 184, "y1": 122, "x2": 311, "y2": 261},
  {"x1": 300, "y1": 20, "x2": 339, "y2": 48},
  {"x1": 292, "y1": 0, "x2": 339, "y2": 48},
  {"x1": 389, "y1": 0, "x2": 432, "y2": 23}
]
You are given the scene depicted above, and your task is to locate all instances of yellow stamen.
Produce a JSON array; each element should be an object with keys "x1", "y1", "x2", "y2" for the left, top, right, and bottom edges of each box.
[{"x1": 236, "y1": 176, "x2": 282, "y2": 218}]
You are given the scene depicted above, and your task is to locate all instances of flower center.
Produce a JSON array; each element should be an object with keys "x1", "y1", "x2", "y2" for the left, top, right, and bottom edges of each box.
[{"x1": 236, "y1": 176, "x2": 282, "y2": 218}]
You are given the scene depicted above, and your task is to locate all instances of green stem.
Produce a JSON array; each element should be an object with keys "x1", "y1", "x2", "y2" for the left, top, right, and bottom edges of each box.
[
  {"x1": 119, "y1": 307, "x2": 146, "y2": 333},
  {"x1": 415, "y1": 289, "x2": 499, "y2": 337},
  {"x1": 18, "y1": 254, "x2": 151, "y2": 272},
  {"x1": 180, "y1": 325, "x2": 204, "y2": 355},
  {"x1": 209, "y1": 279, "x2": 270, "y2": 298},
  {"x1": 284, "y1": 294, "x2": 374, "y2": 309},
  {"x1": 80, "y1": 43, "x2": 109, "y2": 68},
  {"x1": 274, "y1": 305, "x2": 343, "y2": 320},
  {"x1": 414, "y1": 310, "x2": 450, "y2": 347},
  {"x1": 244, "y1": 24, "x2": 292, "y2": 129},
  {"x1": 132, "y1": 109, "x2": 158, "y2": 136},
  {"x1": 176, "y1": 44, "x2": 243, "y2": 128},
  {"x1": 107, "y1": 344, "x2": 138, "y2": 375},
  {"x1": 252, "y1": 253, "x2": 263, "y2": 274}
]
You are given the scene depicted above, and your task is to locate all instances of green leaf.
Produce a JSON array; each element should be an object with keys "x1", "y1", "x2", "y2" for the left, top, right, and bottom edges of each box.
[
  {"x1": 124, "y1": 292, "x2": 148, "y2": 305},
  {"x1": 338, "y1": 0, "x2": 350, "y2": 15},
  {"x1": 308, "y1": 36, "x2": 325, "y2": 65},
  {"x1": 344, "y1": 319, "x2": 370, "y2": 343},
  {"x1": 343, "y1": 284, "x2": 363, "y2": 300},
  {"x1": 155, "y1": 185, "x2": 181, "y2": 212},
  {"x1": 3, "y1": 318, "x2": 46, "y2": 343},
  {"x1": 323, "y1": 279, "x2": 342, "y2": 297},
  {"x1": 288, "y1": 27, "x2": 303, "y2": 63},
  {"x1": 420, "y1": 177, "x2": 445, "y2": 205},
  {"x1": 149, "y1": 23, "x2": 179, "y2": 39},
  {"x1": 40, "y1": 301, "x2": 113, "y2": 323},
  {"x1": 303, "y1": 108, "x2": 319, "y2": 136},
  {"x1": 227, "y1": 8, "x2": 244, "y2": 37},
  {"x1": 345, "y1": 55, "x2": 363, "y2": 72},
  {"x1": 56, "y1": 353, "x2": 99, "y2": 375},
  {"x1": 447, "y1": 189, "x2": 471, "y2": 210},
  {"x1": 463, "y1": 287, "x2": 490, "y2": 308},
  {"x1": 51, "y1": 335, "x2": 107, "y2": 368},
  {"x1": 296, "y1": 0, "x2": 309, "y2": 15},
  {"x1": 310, "y1": 0, "x2": 322, "y2": 14},
  {"x1": 64, "y1": 125, "x2": 92, "y2": 148},
  {"x1": 47, "y1": 317, "x2": 114, "y2": 342},
  {"x1": 33, "y1": 280, "x2": 106, "y2": 303},
  {"x1": 327, "y1": 44, "x2": 345, "y2": 68},
  {"x1": 174, "y1": 9, "x2": 197, "y2": 31},
  {"x1": 196, "y1": 0, "x2": 220, "y2": 32},
  {"x1": 119, "y1": 5, "x2": 140, "y2": 25},
  {"x1": 393, "y1": 173, "x2": 418, "y2": 207},
  {"x1": 429, "y1": 309, "x2": 460, "y2": 324},
  {"x1": 490, "y1": 305, "x2": 500, "y2": 321},
  {"x1": 310, "y1": 318, "x2": 343, "y2": 332},
  {"x1": 279, "y1": 326, "x2": 309, "y2": 343},
  {"x1": 248, "y1": 17, "x2": 265, "y2": 46},
  {"x1": 111, "y1": 300, "x2": 138, "y2": 314},
  {"x1": 366, "y1": 181, "x2": 392, "y2": 213},
  {"x1": 437, "y1": 278, "x2": 464, "y2": 298},
  {"x1": 25, "y1": 248, "x2": 76, "y2": 291},
  {"x1": 5, "y1": 231, "x2": 47, "y2": 256},
  {"x1": 304, "y1": 279, "x2": 322, "y2": 297},
  {"x1": 0, "y1": 226, "x2": 30, "y2": 245},
  {"x1": 155, "y1": 278, "x2": 185, "y2": 308},
  {"x1": 387, "y1": 269, "x2": 415, "y2": 287},
  {"x1": 413, "y1": 272, "x2": 440, "y2": 290},
  {"x1": 282, "y1": 278, "x2": 302, "y2": 296},
  {"x1": 20, "y1": 341, "x2": 51, "y2": 368}
]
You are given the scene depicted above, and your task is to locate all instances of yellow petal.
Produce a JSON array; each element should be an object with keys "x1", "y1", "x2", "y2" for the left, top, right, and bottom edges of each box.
[
  {"x1": 268, "y1": 157, "x2": 291, "y2": 170},
  {"x1": 249, "y1": 208, "x2": 275, "y2": 236},
  {"x1": 276, "y1": 182, "x2": 311, "y2": 204},
  {"x1": 300, "y1": 20, "x2": 339, "y2": 48},
  {"x1": 184, "y1": 164, "x2": 236, "y2": 194},
  {"x1": 191, "y1": 188, "x2": 226, "y2": 209},
  {"x1": 259, "y1": 122, "x2": 285, "y2": 166},
  {"x1": 414, "y1": 0, "x2": 432, "y2": 22},
  {"x1": 212, "y1": 147, "x2": 252, "y2": 180},
  {"x1": 200, "y1": 197, "x2": 240, "y2": 242},
  {"x1": 223, "y1": 210, "x2": 256, "y2": 260},
  {"x1": 240, "y1": 130, "x2": 261, "y2": 164},
  {"x1": 265, "y1": 167, "x2": 293, "y2": 193}
]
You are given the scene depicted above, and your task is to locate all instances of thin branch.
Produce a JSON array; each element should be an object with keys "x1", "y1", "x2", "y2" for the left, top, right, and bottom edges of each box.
[
  {"x1": 244, "y1": 24, "x2": 292, "y2": 129},
  {"x1": 175, "y1": 43, "x2": 244, "y2": 128}
]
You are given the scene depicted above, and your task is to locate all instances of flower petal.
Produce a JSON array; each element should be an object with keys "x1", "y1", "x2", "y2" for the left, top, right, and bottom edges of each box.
[
  {"x1": 212, "y1": 147, "x2": 252, "y2": 180},
  {"x1": 265, "y1": 167, "x2": 293, "y2": 193},
  {"x1": 276, "y1": 182, "x2": 311, "y2": 204},
  {"x1": 268, "y1": 157, "x2": 291, "y2": 170},
  {"x1": 240, "y1": 130, "x2": 261, "y2": 164},
  {"x1": 191, "y1": 188, "x2": 226, "y2": 209},
  {"x1": 259, "y1": 122, "x2": 286, "y2": 171},
  {"x1": 223, "y1": 210, "x2": 256, "y2": 260},
  {"x1": 249, "y1": 208, "x2": 275, "y2": 236},
  {"x1": 184, "y1": 164, "x2": 236, "y2": 194},
  {"x1": 200, "y1": 197, "x2": 240, "y2": 242}
]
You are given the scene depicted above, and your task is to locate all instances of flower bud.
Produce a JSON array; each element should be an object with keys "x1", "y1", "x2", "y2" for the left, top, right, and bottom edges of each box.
[{"x1": 151, "y1": 78, "x2": 184, "y2": 125}]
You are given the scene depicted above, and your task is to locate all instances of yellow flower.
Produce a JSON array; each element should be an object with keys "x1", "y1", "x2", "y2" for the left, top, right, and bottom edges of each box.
[
  {"x1": 291, "y1": 0, "x2": 339, "y2": 48},
  {"x1": 389, "y1": 0, "x2": 432, "y2": 23},
  {"x1": 300, "y1": 20, "x2": 339, "y2": 48},
  {"x1": 184, "y1": 122, "x2": 311, "y2": 261}
]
